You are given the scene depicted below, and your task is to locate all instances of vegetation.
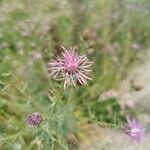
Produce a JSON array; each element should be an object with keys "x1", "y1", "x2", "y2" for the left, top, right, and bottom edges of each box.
[{"x1": 0, "y1": 0, "x2": 149, "y2": 149}]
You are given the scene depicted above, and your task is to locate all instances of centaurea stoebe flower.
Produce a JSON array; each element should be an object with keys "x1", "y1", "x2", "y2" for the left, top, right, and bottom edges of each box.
[
  {"x1": 124, "y1": 118, "x2": 144, "y2": 142},
  {"x1": 48, "y1": 46, "x2": 93, "y2": 89},
  {"x1": 26, "y1": 112, "x2": 42, "y2": 126},
  {"x1": 100, "y1": 90, "x2": 118, "y2": 100}
]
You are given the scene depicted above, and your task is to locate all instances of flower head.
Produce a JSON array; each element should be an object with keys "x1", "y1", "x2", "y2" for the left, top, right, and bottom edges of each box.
[
  {"x1": 100, "y1": 90, "x2": 118, "y2": 100},
  {"x1": 66, "y1": 133, "x2": 77, "y2": 144},
  {"x1": 48, "y1": 46, "x2": 93, "y2": 89},
  {"x1": 26, "y1": 112, "x2": 42, "y2": 126},
  {"x1": 124, "y1": 118, "x2": 144, "y2": 142}
]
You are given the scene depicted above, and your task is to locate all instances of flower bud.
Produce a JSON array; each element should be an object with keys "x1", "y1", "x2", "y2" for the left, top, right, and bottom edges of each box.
[{"x1": 26, "y1": 112, "x2": 42, "y2": 126}]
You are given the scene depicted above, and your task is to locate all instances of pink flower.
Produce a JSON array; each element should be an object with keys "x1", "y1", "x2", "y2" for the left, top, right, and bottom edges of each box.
[
  {"x1": 124, "y1": 118, "x2": 144, "y2": 142},
  {"x1": 100, "y1": 90, "x2": 118, "y2": 100},
  {"x1": 48, "y1": 46, "x2": 93, "y2": 89}
]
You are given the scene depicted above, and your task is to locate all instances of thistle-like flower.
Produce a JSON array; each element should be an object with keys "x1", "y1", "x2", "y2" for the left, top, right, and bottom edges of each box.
[
  {"x1": 124, "y1": 118, "x2": 144, "y2": 142},
  {"x1": 48, "y1": 46, "x2": 93, "y2": 89},
  {"x1": 26, "y1": 112, "x2": 42, "y2": 126}
]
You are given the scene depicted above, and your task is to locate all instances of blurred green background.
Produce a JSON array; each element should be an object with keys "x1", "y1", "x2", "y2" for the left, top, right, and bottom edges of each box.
[{"x1": 0, "y1": 0, "x2": 149, "y2": 149}]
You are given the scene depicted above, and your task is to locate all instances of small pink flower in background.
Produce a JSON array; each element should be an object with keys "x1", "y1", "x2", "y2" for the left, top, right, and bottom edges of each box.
[
  {"x1": 120, "y1": 99, "x2": 135, "y2": 110},
  {"x1": 100, "y1": 90, "x2": 118, "y2": 100},
  {"x1": 48, "y1": 46, "x2": 93, "y2": 89},
  {"x1": 26, "y1": 112, "x2": 42, "y2": 126},
  {"x1": 124, "y1": 118, "x2": 144, "y2": 142}
]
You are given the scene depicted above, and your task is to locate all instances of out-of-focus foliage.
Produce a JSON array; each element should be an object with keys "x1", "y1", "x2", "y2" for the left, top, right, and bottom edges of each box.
[{"x1": 0, "y1": 0, "x2": 149, "y2": 149}]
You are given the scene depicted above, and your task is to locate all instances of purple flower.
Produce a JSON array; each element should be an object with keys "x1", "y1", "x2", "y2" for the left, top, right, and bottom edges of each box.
[
  {"x1": 124, "y1": 118, "x2": 144, "y2": 142},
  {"x1": 48, "y1": 46, "x2": 93, "y2": 89},
  {"x1": 26, "y1": 112, "x2": 42, "y2": 126}
]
